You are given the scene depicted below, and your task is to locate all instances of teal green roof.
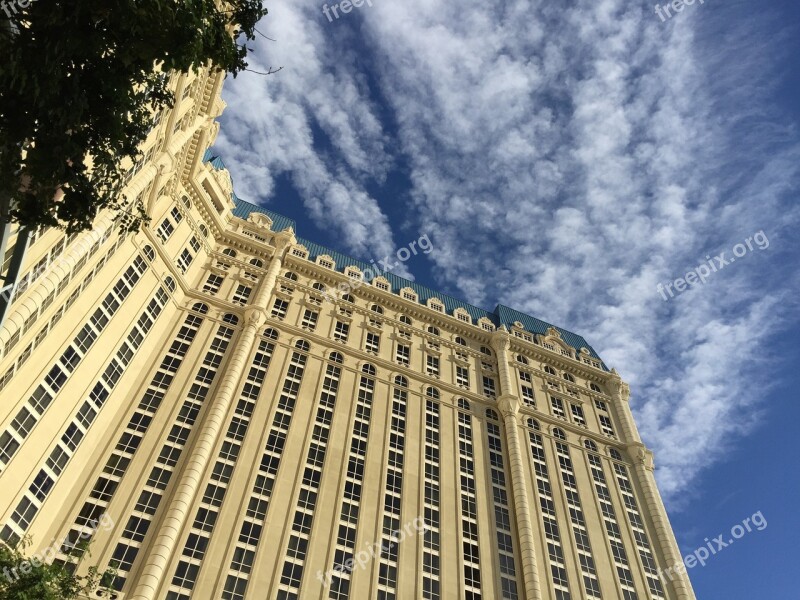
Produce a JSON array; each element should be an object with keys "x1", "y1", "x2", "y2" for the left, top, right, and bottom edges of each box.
[{"x1": 203, "y1": 151, "x2": 606, "y2": 367}]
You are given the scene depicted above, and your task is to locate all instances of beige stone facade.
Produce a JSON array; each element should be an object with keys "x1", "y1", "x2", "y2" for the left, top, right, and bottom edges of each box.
[{"x1": 0, "y1": 68, "x2": 695, "y2": 600}]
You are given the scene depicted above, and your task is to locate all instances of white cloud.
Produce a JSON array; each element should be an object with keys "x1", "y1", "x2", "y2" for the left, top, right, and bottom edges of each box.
[{"x1": 219, "y1": 0, "x2": 800, "y2": 505}]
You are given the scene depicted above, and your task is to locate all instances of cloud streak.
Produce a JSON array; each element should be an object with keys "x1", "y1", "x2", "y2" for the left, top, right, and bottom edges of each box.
[{"x1": 218, "y1": 0, "x2": 800, "y2": 505}]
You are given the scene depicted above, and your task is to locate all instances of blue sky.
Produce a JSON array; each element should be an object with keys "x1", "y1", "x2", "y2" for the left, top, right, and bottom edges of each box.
[{"x1": 214, "y1": 0, "x2": 800, "y2": 595}]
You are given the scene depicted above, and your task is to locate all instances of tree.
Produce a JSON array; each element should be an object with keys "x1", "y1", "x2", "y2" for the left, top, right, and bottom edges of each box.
[
  {"x1": 0, "y1": 0, "x2": 271, "y2": 234},
  {"x1": 0, "y1": 538, "x2": 114, "y2": 599}
]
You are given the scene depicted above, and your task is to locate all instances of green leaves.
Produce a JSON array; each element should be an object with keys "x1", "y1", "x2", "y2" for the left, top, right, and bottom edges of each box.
[
  {"x1": 0, "y1": 0, "x2": 269, "y2": 232},
  {"x1": 0, "y1": 537, "x2": 115, "y2": 599}
]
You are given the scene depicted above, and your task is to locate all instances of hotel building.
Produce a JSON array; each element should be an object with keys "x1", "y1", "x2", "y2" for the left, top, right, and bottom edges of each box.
[{"x1": 0, "y1": 67, "x2": 696, "y2": 600}]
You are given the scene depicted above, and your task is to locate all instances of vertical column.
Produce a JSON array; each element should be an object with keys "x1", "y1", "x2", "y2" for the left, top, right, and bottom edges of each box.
[
  {"x1": 0, "y1": 214, "x2": 117, "y2": 347},
  {"x1": 491, "y1": 328, "x2": 543, "y2": 600},
  {"x1": 130, "y1": 229, "x2": 295, "y2": 600},
  {"x1": 608, "y1": 373, "x2": 695, "y2": 600}
]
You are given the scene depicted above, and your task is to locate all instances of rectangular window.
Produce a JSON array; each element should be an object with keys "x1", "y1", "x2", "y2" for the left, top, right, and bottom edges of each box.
[
  {"x1": 599, "y1": 415, "x2": 615, "y2": 437},
  {"x1": 551, "y1": 396, "x2": 566, "y2": 419},
  {"x1": 271, "y1": 299, "x2": 288, "y2": 320},
  {"x1": 177, "y1": 249, "x2": 193, "y2": 274},
  {"x1": 170, "y1": 207, "x2": 183, "y2": 224},
  {"x1": 232, "y1": 285, "x2": 252, "y2": 306},
  {"x1": 203, "y1": 274, "x2": 223, "y2": 295},
  {"x1": 570, "y1": 404, "x2": 586, "y2": 426},
  {"x1": 157, "y1": 219, "x2": 174, "y2": 242},
  {"x1": 426, "y1": 355, "x2": 440, "y2": 377},
  {"x1": 333, "y1": 320, "x2": 349, "y2": 342},
  {"x1": 456, "y1": 365, "x2": 469, "y2": 388},
  {"x1": 365, "y1": 332, "x2": 380, "y2": 354},
  {"x1": 521, "y1": 385, "x2": 536, "y2": 407},
  {"x1": 482, "y1": 376, "x2": 496, "y2": 398},
  {"x1": 301, "y1": 309, "x2": 318, "y2": 331},
  {"x1": 189, "y1": 236, "x2": 201, "y2": 252},
  {"x1": 396, "y1": 344, "x2": 410, "y2": 366}
]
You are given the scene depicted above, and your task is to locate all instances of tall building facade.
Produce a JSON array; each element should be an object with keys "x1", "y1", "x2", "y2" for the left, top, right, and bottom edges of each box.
[{"x1": 0, "y1": 68, "x2": 696, "y2": 600}]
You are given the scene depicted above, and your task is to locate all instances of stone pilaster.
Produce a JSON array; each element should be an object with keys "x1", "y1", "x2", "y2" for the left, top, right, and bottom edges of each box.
[
  {"x1": 608, "y1": 372, "x2": 695, "y2": 600},
  {"x1": 0, "y1": 214, "x2": 116, "y2": 347},
  {"x1": 129, "y1": 230, "x2": 294, "y2": 600},
  {"x1": 491, "y1": 329, "x2": 543, "y2": 600},
  {"x1": 628, "y1": 448, "x2": 696, "y2": 600}
]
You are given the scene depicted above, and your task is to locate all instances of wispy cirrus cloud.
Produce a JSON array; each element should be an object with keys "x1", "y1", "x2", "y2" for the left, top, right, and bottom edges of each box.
[{"x1": 217, "y1": 0, "x2": 800, "y2": 504}]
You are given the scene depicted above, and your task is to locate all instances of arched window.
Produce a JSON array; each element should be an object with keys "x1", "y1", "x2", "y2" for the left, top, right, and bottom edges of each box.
[
  {"x1": 312, "y1": 282, "x2": 326, "y2": 292},
  {"x1": 284, "y1": 271, "x2": 298, "y2": 281},
  {"x1": 263, "y1": 328, "x2": 279, "y2": 340},
  {"x1": 295, "y1": 339, "x2": 310, "y2": 352},
  {"x1": 427, "y1": 326, "x2": 440, "y2": 336},
  {"x1": 199, "y1": 224, "x2": 209, "y2": 238},
  {"x1": 517, "y1": 354, "x2": 529, "y2": 365},
  {"x1": 584, "y1": 439, "x2": 598, "y2": 452},
  {"x1": 249, "y1": 258, "x2": 264, "y2": 268},
  {"x1": 182, "y1": 195, "x2": 192, "y2": 208},
  {"x1": 394, "y1": 375, "x2": 408, "y2": 388},
  {"x1": 563, "y1": 373, "x2": 575, "y2": 383},
  {"x1": 426, "y1": 386, "x2": 440, "y2": 400},
  {"x1": 480, "y1": 346, "x2": 492, "y2": 356},
  {"x1": 544, "y1": 365, "x2": 556, "y2": 376},
  {"x1": 399, "y1": 315, "x2": 412, "y2": 326},
  {"x1": 458, "y1": 398, "x2": 470, "y2": 410},
  {"x1": 143, "y1": 245, "x2": 155, "y2": 261},
  {"x1": 342, "y1": 294, "x2": 355, "y2": 303},
  {"x1": 362, "y1": 363, "x2": 376, "y2": 376},
  {"x1": 609, "y1": 448, "x2": 623, "y2": 461},
  {"x1": 223, "y1": 313, "x2": 239, "y2": 325},
  {"x1": 191, "y1": 302, "x2": 209, "y2": 314},
  {"x1": 590, "y1": 382, "x2": 602, "y2": 393},
  {"x1": 222, "y1": 248, "x2": 237, "y2": 258},
  {"x1": 528, "y1": 418, "x2": 540, "y2": 430},
  {"x1": 553, "y1": 428, "x2": 566, "y2": 440},
  {"x1": 329, "y1": 351, "x2": 343, "y2": 364},
  {"x1": 164, "y1": 276, "x2": 176, "y2": 293},
  {"x1": 485, "y1": 408, "x2": 499, "y2": 421},
  {"x1": 370, "y1": 304, "x2": 384, "y2": 314},
  {"x1": 455, "y1": 336, "x2": 467, "y2": 346}
]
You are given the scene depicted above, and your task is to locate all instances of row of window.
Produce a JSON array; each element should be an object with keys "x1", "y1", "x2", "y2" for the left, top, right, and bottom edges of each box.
[
  {"x1": 54, "y1": 310, "x2": 203, "y2": 572},
  {"x1": 0, "y1": 231, "x2": 126, "y2": 391},
  {"x1": 8, "y1": 228, "x2": 85, "y2": 305},
  {"x1": 110, "y1": 317, "x2": 239, "y2": 591},
  {"x1": 526, "y1": 423, "x2": 662, "y2": 599},
  {"x1": 0, "y1": 279, "x2": 171, "y2": 546},
  {"x1": 457, "y1": 399, "x2": 482, "y2": 599},
  {"x1": 169, "y1": 329, "x2": 277, "y2": 599},
  {"x1": 228, "y1": 340, "x2": 309, "y2": 600},
  {"x1": 271, "y1": 354, "x2": 340, "y2": 600},
  {"x1": 528, "y1": 422, "x2": 572, "y2": 599},
  {"x1": 376, "y1": 376, "x2": 409, "y2": 599},
  {"x1": 554, "y1": 439, "x2": 603, "y2": 598},
  {"x1": 421, "y1": 394, "x2": 441, "y2": 599},
  {"x1": 485, "y1": 411, "x2": 520, "y2": 599},
  {"x1": 325, "y1": 364, "x2": 377, "y2": 599},
  {"x1": 0, "y1": 252, "x2": 150, "y2": 471}
]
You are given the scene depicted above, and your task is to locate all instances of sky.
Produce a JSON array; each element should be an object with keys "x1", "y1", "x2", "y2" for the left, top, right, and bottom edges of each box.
[{"x1": 212, "y1": 0, "x2": 800, "y2": 596}]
